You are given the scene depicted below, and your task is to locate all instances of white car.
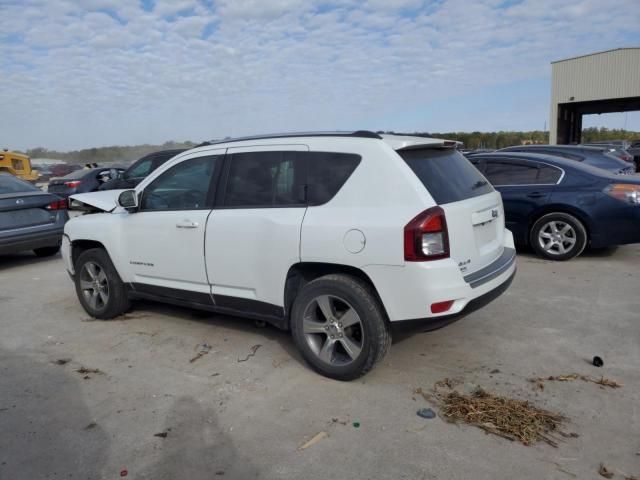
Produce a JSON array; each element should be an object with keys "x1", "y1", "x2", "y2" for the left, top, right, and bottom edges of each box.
[{"x1": 62, "y1": 131, "x2": 516, "y2": 380}]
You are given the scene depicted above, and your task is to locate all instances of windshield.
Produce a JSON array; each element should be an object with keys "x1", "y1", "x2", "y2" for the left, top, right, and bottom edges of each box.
[
  {"x1": 0, "y1": 174, "x2": 39, "y2": 194},
  {"x1": 399, "y1": 148, "x2": 493, "y2": 204}
]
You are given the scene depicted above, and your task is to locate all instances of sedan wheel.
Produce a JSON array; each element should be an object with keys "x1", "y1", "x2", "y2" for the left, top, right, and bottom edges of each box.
[
  {"x1": 537, "y1": 220, "x2": 577, "y2": 256},
  {"x1": 530, "y1": 212, "x2": 587, "y2": 261},
  {"x1": 302, "y1": 294, "x2": 364, "y2": 366}
]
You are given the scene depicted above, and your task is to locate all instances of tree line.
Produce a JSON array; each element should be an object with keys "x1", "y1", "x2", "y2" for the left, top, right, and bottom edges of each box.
[
  {"x1": 26, "y1": 141, "x2": 197, "y2": 165},
  {"x1": 21, "y1": 127, "x2": 639, "y2": 164},
  {"x1": 382, "y1": 127, "x2": 639, "y2": 150}
]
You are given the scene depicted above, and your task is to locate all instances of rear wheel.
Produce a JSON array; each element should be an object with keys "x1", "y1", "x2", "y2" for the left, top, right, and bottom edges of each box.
[
  {"x1": 530, "y1": 212, "x2": 587, "y2": 261},
  {"x1": 290, "y1": 274, "x2": 391, "y2": 381},
  {"x1": 33, "y1": 246, "x2": 60, "y2": 257},
  {"x1": 74, "y1": 248, "x2": 130, "y2": 319}
]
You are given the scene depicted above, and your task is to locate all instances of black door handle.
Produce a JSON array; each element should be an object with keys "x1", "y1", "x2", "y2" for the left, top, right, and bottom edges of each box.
[{"x1": 527, "y1": 192, "x2": 545, "y2": 198}]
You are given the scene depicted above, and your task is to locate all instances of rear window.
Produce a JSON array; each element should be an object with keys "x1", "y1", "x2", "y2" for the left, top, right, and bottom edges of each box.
[
  {"x1": 399, "y1": 148, "x2": 493, "y2": 204},
  {"x1": 0, "y1": 175, "x2": 39, "y2": 194},
  {"x1": 224, "y1": 151, "x2": 305, "y2": 207},
  {"x1": 63, "y1": 169, "x2": 90, "y2": 180}
]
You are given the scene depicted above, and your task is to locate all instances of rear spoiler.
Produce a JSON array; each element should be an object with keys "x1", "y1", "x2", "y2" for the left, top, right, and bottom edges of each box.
[{"x1": 381, "y1": 134, "x2": 463, "y2": 151}]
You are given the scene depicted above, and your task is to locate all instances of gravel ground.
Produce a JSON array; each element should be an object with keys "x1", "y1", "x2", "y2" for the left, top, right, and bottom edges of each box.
[{"x1": 0, "y1": 245, "x2": 638, "y2": 479}]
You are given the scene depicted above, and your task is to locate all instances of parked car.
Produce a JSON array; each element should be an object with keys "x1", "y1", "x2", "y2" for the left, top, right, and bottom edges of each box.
[
  {"x1": 466, "y1": 152, "x2": 640, "y2": 260},
  {"x1": 99, "y1": 149, "x2": 186, "y2": 190},
  {"x1": 583, "y1": 143, "x2": 635, "y2": 164},
  {"x1": 50, "y1": 163, "x2": 83, "y2": 179},
  {"x1": 62, "y1": 131, "x2": 516, "y2": 380},
  {"x1": 31, "y1": 164, "x2": 54, "y2": 183},
  {"x1": 460, "y1": 148, "x2": 495, "y2": 155},
  {"x1": 627, "y1": 140, "x2": 640, "y2": 170},
  {"x1": 47, "y1": 167, "x2": 124, "y2": 198},
  {"x1": 0, "y1": 173, "x2": 68, "y2": 257},
  {"x1": 498, "y1": 145, "x2": 635, "y2": 174},
  {"x1": 583, "y1": 140, "x2": 631, "y2": 149}
]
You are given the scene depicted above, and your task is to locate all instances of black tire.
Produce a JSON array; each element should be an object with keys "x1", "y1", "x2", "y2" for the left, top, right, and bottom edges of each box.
[
  {"x1": 33, "y1": 246, "x2": 60, "y2": 257},
  {"x1": 74, "y1": 248, "x2": 130, "y2": 319},
  {"x1": 530, "y1": 212, "x2": 587, "y2": 261},
  {"x1": 290, "y1": 274, "x2": 391, "y2": 381}
]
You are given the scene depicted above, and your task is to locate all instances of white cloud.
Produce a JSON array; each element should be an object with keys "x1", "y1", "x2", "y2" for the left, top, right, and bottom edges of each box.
[{"x1": 0, "y1": 0, "x2": 639, "y2": 150}]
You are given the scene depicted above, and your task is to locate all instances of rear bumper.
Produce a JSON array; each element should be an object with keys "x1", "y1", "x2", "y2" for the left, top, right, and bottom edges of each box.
[
  {"x1": 589, "y1": 203, "x2": 640, "y2": 248},
  {"x1": 364, "y1": 229, "x2": 516, "y2": 322},
  {"x1": 0, "y1": 227, "x2": 64, "y2": 254},
  {"x1": 391, "y1": 269, "x2": 515, "y2": 333},
  {"x1": 0, "y1": 211, "x2": 68, "y2": 255}
]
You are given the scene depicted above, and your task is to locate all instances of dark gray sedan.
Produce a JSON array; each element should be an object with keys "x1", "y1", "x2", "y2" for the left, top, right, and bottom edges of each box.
[
  {"x1": 0, "y1": 173, "x2": 69, "y2": 257},
  {"x1": 48, "y1": 166, "x2": 124, "y2": 199}
]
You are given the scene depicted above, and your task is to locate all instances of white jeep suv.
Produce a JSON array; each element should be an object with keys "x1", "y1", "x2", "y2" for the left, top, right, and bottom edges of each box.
[{"x1": 62, "y1": 131, "x2": 516, "y2": 380}]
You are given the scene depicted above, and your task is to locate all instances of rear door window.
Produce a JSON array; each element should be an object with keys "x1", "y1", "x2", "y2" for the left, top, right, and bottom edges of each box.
[
  {"x1": 223, "y1": 151, "x2": 305, "y2": 207},
  {"x1": 399, "y1": 148, "x2": 493, "y2": 204},
  {"x1": 537, "y1": 165, "x2": 563, "y2": 183},
  {"x1": 483, "y1": 160, "x2": 561, "y2": 185},
  {"x1": 484, "y1": 162, "x2": 539, "y2": 185}
]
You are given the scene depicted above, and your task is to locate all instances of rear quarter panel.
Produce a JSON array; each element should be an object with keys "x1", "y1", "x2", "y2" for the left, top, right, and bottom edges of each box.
[{"x1": 300, "y1": 138, "x2": 434, "y2": 268}]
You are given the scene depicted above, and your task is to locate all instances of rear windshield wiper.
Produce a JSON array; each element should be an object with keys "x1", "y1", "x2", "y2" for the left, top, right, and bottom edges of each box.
[{"x1": 472, "y1": 180, "x2": 488, "y2": 189}]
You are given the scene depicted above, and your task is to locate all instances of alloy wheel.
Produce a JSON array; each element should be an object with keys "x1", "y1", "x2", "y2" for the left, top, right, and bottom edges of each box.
[
  {"x1": 302, "y1": 294, "x2": 364, "y2": 366},
  {"x1": 538, "y1": 220, "x2": 577, "y2": 255},
  {"x1": 79, "y1": 261, "x2": 110, "y2": 311}
]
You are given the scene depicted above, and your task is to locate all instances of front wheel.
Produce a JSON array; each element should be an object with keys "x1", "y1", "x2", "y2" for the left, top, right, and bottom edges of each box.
[
  {"x1": 290, "y1": 274, "x2": 391, "y2": 381},
  {"x1": 74, "y1": 248, "x2": 130, "y2": 319},
  {"x1": 530, "y1": 212, "x2": 587, "y2": 261}
]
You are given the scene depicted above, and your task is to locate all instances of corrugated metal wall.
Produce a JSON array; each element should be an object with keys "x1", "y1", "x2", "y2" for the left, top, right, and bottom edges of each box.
[{"x1": 549, "y1": 48, "x2": 640, "y2": 144}]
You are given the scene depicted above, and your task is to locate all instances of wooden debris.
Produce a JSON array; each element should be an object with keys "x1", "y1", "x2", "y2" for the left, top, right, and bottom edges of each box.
[
  {"x1": 237, "y1": 344, "x2": 261, "y2": 363},
  {"x1": 428, "y1": 382, "x2": 566, "y2": 447},
  {"x1": 530, "y1": 373, "x2": 623, "y2": 389},
  {"x1": 298, "y1": 431, "x2": 328, "y2": 451}
]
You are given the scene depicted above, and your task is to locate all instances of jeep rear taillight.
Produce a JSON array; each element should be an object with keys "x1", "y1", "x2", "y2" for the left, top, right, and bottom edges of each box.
[{"x1": 404, "y1": 206, "x2": 449, "y2": 261}]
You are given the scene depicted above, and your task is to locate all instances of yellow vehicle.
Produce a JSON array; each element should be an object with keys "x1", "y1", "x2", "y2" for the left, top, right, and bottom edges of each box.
[{"x1": 0, "y1": 149, "x2": 39, "y2": 182}]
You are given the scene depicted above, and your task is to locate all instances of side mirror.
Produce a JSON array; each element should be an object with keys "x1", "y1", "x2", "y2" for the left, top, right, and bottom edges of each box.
[{"x1": 117, "y1": 190, "x2": 138, "y2": 212}]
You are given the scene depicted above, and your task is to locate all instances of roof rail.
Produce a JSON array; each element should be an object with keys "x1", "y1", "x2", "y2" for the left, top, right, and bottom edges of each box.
[{"x1": 204, "y1": 130, "x2": 382, "y2": 146}]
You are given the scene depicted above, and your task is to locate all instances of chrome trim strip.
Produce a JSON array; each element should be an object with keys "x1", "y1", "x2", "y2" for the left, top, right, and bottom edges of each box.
[{"x1": 464, "y1": 247, "x2": 516, "y2": 289}]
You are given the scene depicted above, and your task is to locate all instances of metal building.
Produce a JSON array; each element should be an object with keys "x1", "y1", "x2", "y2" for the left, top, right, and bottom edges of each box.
[{"x1": 550, "y1": 48, "x2": 640, "y2": 144}]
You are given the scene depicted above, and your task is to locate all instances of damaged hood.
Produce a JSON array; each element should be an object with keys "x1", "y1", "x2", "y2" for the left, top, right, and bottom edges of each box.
[{"x1": 69, "y1": 189, "x2": 126, "y2": 213}]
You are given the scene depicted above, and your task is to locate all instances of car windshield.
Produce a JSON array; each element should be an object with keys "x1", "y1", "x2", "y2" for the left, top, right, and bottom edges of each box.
[
  {"x1": 399, "y1": 148, "x2": 494, "y2": 204},
  {"x1": 0, "y1": 175, "x2": 39, "y2": 194}
]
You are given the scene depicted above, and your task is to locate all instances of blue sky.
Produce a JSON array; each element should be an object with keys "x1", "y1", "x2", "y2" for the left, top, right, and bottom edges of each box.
[{"x1": 1, "y1": 0, "x2": 639, "y2": 151}]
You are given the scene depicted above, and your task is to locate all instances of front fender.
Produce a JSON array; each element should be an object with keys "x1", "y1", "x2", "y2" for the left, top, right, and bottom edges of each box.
[{"x1": 63, "y1": 212, "x2": 131, "y2": 281}]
